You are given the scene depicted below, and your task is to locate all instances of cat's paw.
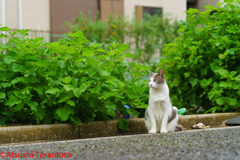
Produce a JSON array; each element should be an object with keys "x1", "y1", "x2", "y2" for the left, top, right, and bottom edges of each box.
[
  {"x1": 148, "y1": 130, "x2": 157, "y2": 134},
  {"x1": 160, "y1": 129, "x2": 168, "y2": 133}
]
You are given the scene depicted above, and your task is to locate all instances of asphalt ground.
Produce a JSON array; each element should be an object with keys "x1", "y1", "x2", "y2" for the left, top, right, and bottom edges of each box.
[{"x1": 0, "y1": 126, "x2": 240, "y2": 160}]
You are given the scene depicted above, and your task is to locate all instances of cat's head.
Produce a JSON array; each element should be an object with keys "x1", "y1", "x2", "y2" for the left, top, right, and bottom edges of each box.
[{"x1": 147, "y1": 69, "x2": 165, "y2": 88}]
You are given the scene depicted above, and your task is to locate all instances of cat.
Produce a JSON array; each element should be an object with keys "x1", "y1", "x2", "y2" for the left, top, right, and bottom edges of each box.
[{"x1": 145, "y1": 69, "x2": 183, "y2": 133}]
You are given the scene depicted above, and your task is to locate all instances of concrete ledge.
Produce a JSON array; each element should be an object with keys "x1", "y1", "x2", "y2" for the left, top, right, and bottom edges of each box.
[{"x1": 0, "y1": 113, "x2": 239, "y2": 144}]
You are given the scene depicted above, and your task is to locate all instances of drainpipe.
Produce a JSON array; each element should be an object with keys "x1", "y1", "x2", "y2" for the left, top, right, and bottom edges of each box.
[
  {"x1": 183, "y1": 0, "x2": 187, "y2": 21},
  {"x1": 1, "y1": 0, "x2": 5, "y2": 45},
  {"x1": 18, "y1": 0, "x2": 22, "y2": 30}
]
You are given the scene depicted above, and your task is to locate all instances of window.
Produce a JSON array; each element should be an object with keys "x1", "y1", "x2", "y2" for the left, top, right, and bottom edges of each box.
[
  {"x1": 136, "y1": 6, "x2": 162, "y2": 22},
  {"x1": 143, "y1": 7, "x2": 162, "y2": 17}
]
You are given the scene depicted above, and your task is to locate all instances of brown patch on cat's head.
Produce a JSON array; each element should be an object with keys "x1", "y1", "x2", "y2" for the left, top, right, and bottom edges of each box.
[
  {"x1": 155, "y1": 69, "x2": 165, "y2": 84},
  {"x1": 147, "y1": 69, "x2": 165, "y2": 84}
]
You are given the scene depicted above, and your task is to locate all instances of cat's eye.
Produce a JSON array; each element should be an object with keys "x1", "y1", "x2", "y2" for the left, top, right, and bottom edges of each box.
[{"x1": 154, "y1": 79, "x2": 157, "y2": 82}]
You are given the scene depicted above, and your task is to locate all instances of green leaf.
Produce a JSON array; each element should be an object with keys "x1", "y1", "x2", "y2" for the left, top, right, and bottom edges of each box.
[
  {"x1": 210, "y1": 63, "x2": 221, "y2": 72},
  {"x1": 0, "y1": 92, "x2": 6, "y2": 99},
  {"x1": 34, "y1": 86, "x2": 44, "y2": 95},
  {"x1": 215, "y1": 68, "x2": 228, "y2": 76},
  {"x1": 200, "y1": 79, "x2": 211, "y2": 88},
  {"x1": 209, "y1": 107, "x2": 217, "y2": 113},
  {"x1": 58, "y1": 61, "x2": 66, "y2": 69},
  {"x1": 106, "y1": 104, "x2": 116, "y2": 116},
  {"x1": 118, "y1": 119, "x2": 129, "y2": 130},
  {"x1": 6, "y1": 95, "x2": 21, "y2": 107},
  {"x1": 189, "y1": 78, "x2": 198, "y2": 88},
  {"x1": 26, "y1": 100, "x2": 38, "y2": 112},
  {"x1": 235, "y1": 75, "x2": 240, "y2": 81},
  {"x1": 27, "y1": 77, "x2": 38, "y2": 84},
  {"x1": 124, "y1": 52, "x2": 135, "y2": 58},
  {"x1": 184, "y1": 72, "x2": 190, "y2": 78},
  {"x1": 70, "y1": 116, "x2": 81, "y2": 126},
  {"x1": 14, "y1": 103, "x2": 23, "y2": 111},
  {"x1": 72, "y1": 78, "x2": 78, "y2": 88},
  {"x1": 0, "y1": 44, "x2": 9, "y2": 49},
  {"x1": 4, "y1": 56, "x2": 15, "y2": 64},
  {"x1": 11, "y1": 77, "x2": 26, "y2": 84},
  {"x1": 99, "y1": 70, "x2": 111, "y2": 76},
  {"x1": 232, "y1": 83, "x2": 239, "y2": 89},
  {"x1": 92, "y1": 43, "x2": 100, "y2": 48},
  {"x1": 229, "y1": 48, "x2": 235, "y2": 55},
  {"x1": 66, "y1": 100, "x2": 75, "y2": 107},
  {"x1": 216, "y1": 98, "x2": 224, "y2": 105},
  {"x1": 229, "y1": 71, "x2": 237, "y2": 77},
  {"x1": 56, "y1": 106, "x2": 74, "y2": 121},
  {"x1": 64, "y1": 84, "x2": 74, "y2": 92},
  {"x1": 58, "y1": 95, "x2": 71, "y2": 103},
  {"x1": 60, "y1": 76, "x2": 73, "y2": 84},
  {"x1": 219, "y1": 82, "x2": 228, "y2": 88},
  {"x1": 1, "y1": 83, "x2": 9, "y2": 88},
  {"x1": 96, "y1": 48, "x2": 107, "y2": 53},
  {"x1": 35, "y1": 112, "x2": 44, "y2": 124},
  {"x1": 12, "y1": 64, "x2": 23, "y2": 72},
  {"x1": 73, "y1": 83, "x2": 88, "y2": 98},
  {"x1": 0, "y1": 26, "x2": 11, "y2": 31},
  {"x1": 228, "y1": 98, "x2": 237, "y2": 106},
  {"x1": 45, "y1": 88, "x2": 60, "y2": 94},
  {"x1": 89, "y1": 85, "x2": 101, "y2": 93},
  {"x1": 117, "y1": 44, "x2": 129, "y2": 52}
]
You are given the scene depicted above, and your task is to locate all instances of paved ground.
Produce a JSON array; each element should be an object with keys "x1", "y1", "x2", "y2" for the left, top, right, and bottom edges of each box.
[{"x1": 0, "y1": 126, "x2": 240, "y2": 160}]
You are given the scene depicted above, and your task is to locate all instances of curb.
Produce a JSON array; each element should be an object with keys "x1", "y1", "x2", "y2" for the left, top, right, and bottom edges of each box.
[{"x1": 0, "y1": 113, "x2": 239, "y2": 144}]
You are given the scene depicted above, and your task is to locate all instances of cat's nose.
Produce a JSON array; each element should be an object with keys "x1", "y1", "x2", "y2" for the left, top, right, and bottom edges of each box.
[{"x1": 150, "y1": 84, "x2": 152, "y2": 87}]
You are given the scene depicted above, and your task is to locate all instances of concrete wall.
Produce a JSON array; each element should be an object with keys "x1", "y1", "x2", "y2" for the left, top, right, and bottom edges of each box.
[
  {"x1": 123, "y1": 0, "x2": 186, "y2": 21},
  {"x1": 0, "y1": 0, "x2": 50, "y2": 31}
]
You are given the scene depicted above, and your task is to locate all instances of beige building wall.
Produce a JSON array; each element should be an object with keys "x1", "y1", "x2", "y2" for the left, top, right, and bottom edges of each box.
[
  {"x1": 22, "y1": 0, "x2": 50, "y2": 31},
  {"x1": 5, "y1": 0, "x2": 18, "y2": 29},
  {"x1": 0, "y1": 0, "x2": 50, "y2": 31},
  {"x1": 123, "y1": 0, "x2": 185, "y2": 21},
  {"x1": 198, "y1": 0, "x2": 219, "y2": 12}
]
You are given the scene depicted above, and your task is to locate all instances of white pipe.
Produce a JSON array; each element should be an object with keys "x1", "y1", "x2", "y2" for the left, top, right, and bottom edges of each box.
[
  {"x1": 1, "y1": 0, "x2": 5, "y2": 44},
  {"x1": 18, "y1": 0, "x2": 22, "y2": 30},
  {"x1": 183, "y1": 0, "x2": 187, "y2": 21}
]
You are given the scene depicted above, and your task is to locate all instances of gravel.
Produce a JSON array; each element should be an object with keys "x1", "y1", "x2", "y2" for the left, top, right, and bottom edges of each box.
[{"x1": 0, "y1": 127, "x2": 240, "y2": 160}]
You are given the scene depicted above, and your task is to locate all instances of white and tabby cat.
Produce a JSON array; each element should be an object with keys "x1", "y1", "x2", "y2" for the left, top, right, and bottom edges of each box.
[{"x1": 145, "y1": 69, "x2": 183, "y2": 133}]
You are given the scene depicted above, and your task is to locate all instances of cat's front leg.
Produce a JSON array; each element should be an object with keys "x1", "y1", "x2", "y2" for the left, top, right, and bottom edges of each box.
[
  {"x1": 160, "y1": 110, "x2": 168, "y2": 133},
  {"x1": 148, "y1": 110, "x2": 157, "y2": 134}
]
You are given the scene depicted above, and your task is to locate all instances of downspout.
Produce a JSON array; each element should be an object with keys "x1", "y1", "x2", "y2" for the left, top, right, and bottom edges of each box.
[
  {"x1": 1, "y1": 0, "x2": 5, "y2": 44},
  {"x1": 18, "y1": 0, "x2": 22, "y2": 30},
  {"x1": 183, "y1": 0, "x2": 187, "y2": 21}
]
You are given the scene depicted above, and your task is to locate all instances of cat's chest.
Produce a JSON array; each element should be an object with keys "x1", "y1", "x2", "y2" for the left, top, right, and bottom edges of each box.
[{"x1": 149, "y1": 93, "x2": 168, "y2": 102}]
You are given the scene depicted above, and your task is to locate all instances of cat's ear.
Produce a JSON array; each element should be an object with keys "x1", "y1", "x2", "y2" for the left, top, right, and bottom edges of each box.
[
  {"x1": 147, "y1": 70, "x2": 153, "y2": 77},
  {"x1": 158, "y1": 69, "x2": 164, "y2": 76}
]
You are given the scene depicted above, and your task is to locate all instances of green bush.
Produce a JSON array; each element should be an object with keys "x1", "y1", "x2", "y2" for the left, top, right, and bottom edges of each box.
[
  {"x1": 65, "y1": 12, "x2": 180, "y2": 70},
  {"x1": 0, "y1": 27, "x2": 149, "y2": 126},
  {"x1": 160, "y1": 0, "x2": 240, "y2": 113}
]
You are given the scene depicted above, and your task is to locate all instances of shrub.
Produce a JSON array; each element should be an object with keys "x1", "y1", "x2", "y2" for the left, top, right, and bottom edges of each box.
[
  {"x1": 0, "y1": 27, "x2": 149, "y2": 126},
  {"x1": 160, "y1": 0, "x2": 240, "y2": 113}
]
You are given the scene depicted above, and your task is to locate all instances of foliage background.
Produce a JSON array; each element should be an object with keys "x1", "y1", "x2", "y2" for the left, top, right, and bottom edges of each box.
[
  {"x1": 160, "y1": 0, "x2": 240, "y2": 114},
  {"x1": 65, "y1": 12, "x2": 180, "y2": 71}
]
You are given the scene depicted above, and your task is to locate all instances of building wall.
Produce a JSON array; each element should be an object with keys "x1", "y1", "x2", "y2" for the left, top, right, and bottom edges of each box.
[
  {"x1": 0, "y1": 0, "x2": 50, "y2": 31},
  {"x1": 22, "y1": 0, "x2": 50, "y2": 31},
  {"x1": 198, "y1": 0, "x2": 219, "y2": 12},
  {"x1": 5, "y1": 0, "x2": 19, "y2": 29},
  {"x1": 123, "y1": 0, "x2": 185, "y2": 21}
]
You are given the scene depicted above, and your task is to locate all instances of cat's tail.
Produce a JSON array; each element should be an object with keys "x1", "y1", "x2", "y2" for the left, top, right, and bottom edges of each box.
[{"x1": 175, "y1": 125, "x2": 183, "y2": 132}]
